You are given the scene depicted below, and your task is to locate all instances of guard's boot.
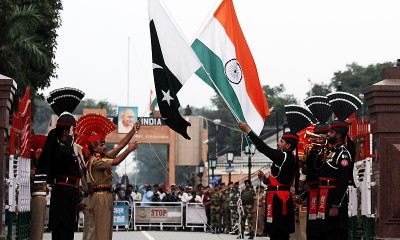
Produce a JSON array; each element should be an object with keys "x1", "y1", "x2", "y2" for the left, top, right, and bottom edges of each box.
[{"x1": 248, "y1": 232, "x2": 255, "y2": 239}]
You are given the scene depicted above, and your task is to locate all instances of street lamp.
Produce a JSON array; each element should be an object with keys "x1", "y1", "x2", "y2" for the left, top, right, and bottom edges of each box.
[
  {"x1": 244, "y1": 144, "x2": 256, "y2": 181},
  {"x1": 359, "y1": 93, "x2": 364, "y2": 117},
  {"x1": 283, "y1": 120, "x2": 291, "y2": 133},
  {"x1": 208, "y1": 157, "x2": 217, "y2": 185},
  {"x1": 226, "y1": 150, "x2": 234, "y2": 183},
  {"x1": 198, "y1": 161, "x2": 204, "y2": 185},
  {"x1": 213, "y1": 119, "x2": 221, "y2": 158}
]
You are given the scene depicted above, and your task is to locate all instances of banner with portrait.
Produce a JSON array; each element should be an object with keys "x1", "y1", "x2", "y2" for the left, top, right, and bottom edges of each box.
[{"x1": 117, "y1": 106, "x2": 138, "y2": 133}]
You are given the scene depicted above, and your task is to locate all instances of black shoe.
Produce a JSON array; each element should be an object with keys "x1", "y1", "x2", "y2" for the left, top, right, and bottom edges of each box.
[
  {"x1": 236, "y1": 234, "x2": 244, "y2": 239},
  {"x1": 247, "y1": 232, "x2": 255, "y2": 239}
]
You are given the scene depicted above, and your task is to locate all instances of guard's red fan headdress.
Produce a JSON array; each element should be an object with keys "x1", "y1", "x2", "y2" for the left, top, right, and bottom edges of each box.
[{"x1": 75, "y1": 114, "x2": 116, "y2": 147}]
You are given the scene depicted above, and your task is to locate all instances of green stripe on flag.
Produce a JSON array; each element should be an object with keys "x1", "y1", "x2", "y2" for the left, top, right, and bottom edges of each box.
[{"x1": 192, "y1": 39, "x2": 245, "y2": 122}]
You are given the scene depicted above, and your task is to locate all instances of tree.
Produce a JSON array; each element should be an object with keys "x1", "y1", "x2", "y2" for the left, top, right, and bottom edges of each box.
[
  {"x1": 0, "y1": 0, "x2": 62, "y2": 111},
  {"x1": 330, "y1": 62, "x2": 394, "y2": 96},
  {"x1": 263, "y1": 84, "x2": 298, "y2": 127},
  {"x1": 32, "y1": 98, "x2": 118, "y2": 134},
  {"x1": 191, "y1": 83, "x2": 298, "y2": 157},
  {"x1": 306, "y1": 82, "x2": 331, "y2": 97},
  {"x1": 75, "y1": 98, "x2": 117, "y2": 116}
]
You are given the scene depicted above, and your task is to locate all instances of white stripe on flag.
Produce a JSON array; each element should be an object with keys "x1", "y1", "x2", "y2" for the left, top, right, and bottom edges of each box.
[{"x1": 196, "y1": 18, "x2": 264, "y2": 134}]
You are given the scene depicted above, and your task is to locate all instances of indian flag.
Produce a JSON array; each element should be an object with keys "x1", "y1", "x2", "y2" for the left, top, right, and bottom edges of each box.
[{"x1": 192, "y1": 0, "x2": 269, "y2": 135}]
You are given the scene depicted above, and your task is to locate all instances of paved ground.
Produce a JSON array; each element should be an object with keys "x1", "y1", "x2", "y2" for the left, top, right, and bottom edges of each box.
[{"x1": 43, "y1": 231, "x2": 270, "y2": 240}]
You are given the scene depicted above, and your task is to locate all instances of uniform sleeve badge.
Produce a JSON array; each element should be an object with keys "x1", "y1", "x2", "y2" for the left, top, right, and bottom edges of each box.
[{"x1": 341, "y1": 159, "x2": 349, "y2": 167}]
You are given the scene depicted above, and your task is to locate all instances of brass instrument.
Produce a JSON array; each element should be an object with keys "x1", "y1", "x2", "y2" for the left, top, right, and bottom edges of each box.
[
  {"x1": 304, "y1": 131, "x2": 327, "y2": 147},
  {"x1": 304, "y1": 130, "x2": 325, "y2": 139}
]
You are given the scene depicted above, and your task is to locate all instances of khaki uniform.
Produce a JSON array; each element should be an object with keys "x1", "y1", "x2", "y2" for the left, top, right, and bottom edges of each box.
[
  {"x1": 88, "y1": 155, "x2": 114, "y2": 240},
  {"x1": 81, "y1": 174, "x2": 94, "y2": 240},
  {"x1": 253, "y1": 190, "x2": 265, "y2": 236},
  {"x1": 30, "y1": 174, "x2": 47, "y2": 240}
]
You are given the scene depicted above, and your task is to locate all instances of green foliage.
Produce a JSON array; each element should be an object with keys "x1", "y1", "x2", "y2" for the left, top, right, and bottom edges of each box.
[
  {"x1": 113, "y1": 144, "x2": 168, "y2": 186},
  {"x1": 263, "y1": 84, "x2": 298, "y2": 127},
  {"x1": 331, "y1": 62, "x2": 394, "y2": 96},
  {"x1": 32, "y1": 98, "x2": 118, "y2": 134},
  {"x1": 0, "y1": 0, "x2": 62, "y2": 112},
  {"x1": 31, "y1": 96, "x2": 52, "y2": 134},
  {"x1": 190, "y1": 83, "x2": 298, "y2": 157},
  {"x1": 75, "y1": 98, "x2": 118, "y2": 116},
  {"x1": 306, "y1": 82, "x2": 331, "y2": 97}
]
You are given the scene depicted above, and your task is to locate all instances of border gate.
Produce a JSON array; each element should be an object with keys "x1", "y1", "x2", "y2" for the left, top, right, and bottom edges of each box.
[{"x1": 5, "y1": 87, "x2": 32, "y2": 240}]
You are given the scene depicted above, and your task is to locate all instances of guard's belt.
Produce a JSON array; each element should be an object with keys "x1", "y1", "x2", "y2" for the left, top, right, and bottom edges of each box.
[
  {"x1": 306, "y1": 181, "x2": 320, "y2": 190},
  {"x1": 267, "y1": 186, "x2": 290, "y2": 191},
  {"x1": 34, "y1": 174, "x2": 47, "y2": 183},
  {"x1": 55, "y1": 175, "x2": 80, "y2": 188},
  {"x1": 93, "y1": 185, "x2": 112, "y2": 193},
  {"x1": 32, "y1": 192, "x2": 47, "y2": 196},
  {"x1": 319, "y1": 179, "x2": 337, "y2": 187}
]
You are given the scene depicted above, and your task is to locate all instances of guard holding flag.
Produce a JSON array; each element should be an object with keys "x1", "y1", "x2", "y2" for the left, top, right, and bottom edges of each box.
[{"x1": 239, "y1": 104, "x2": 315, "y2": 240}]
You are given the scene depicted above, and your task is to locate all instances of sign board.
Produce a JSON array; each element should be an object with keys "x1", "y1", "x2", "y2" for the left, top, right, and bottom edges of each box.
[
  {"x1": 113, "y1": 205, "x2": 130, "y2": 226},
  {"x1": 140, "y1": 117, "x2": 166, "y2": 126},
  {"x1": 209, "y1": 175, "x2": 222, "y2": 185},
  {"x1": 135, "y1": 206, "x2": 182, "y2": 223},
  {"x1": 225, "y1": 166, "x2": 235, "y2": 173}
]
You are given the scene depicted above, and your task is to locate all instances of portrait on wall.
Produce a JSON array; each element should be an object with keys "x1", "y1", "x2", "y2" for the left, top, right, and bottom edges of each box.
[{"x1": 117, "y1": 106, "x2": 138, "y2": 134}]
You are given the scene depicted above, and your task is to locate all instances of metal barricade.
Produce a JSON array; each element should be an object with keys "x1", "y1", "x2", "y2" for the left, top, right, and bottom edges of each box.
[
  {"x1": 113, "y1": 201, "x2": 132, "y2": 231},
  {"x1": 133, "y1": 202, "x2": 183, "y2": 230},
  {"x1": 185, "y1": 203, "x2": 207, "y2": 231},
  {"x1": 76, "y1": 200, "x2": 134, "y2": 232}
]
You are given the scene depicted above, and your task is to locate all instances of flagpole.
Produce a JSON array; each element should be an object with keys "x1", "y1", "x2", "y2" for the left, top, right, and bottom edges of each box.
[
  {"x1": 158, "y1": 0, "x2": 240, "y2": 124},
  {"x1": 127, "y1": 37, "x2": 131, "y2": 106},
  {"x1": 200, "y1": 65, "x2": 241, "y2": 123},
  {"x1": 190, "y1": 0, "x2": 222, "y2": 44}
]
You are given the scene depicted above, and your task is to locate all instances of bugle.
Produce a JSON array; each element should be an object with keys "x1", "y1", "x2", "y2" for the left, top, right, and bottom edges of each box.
[{"x1": 304, "y1": 130, "x2": 326, "y2": 139}]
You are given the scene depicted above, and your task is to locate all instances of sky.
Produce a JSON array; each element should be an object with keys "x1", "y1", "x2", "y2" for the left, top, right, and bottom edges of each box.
[{"x1": 41, "y1": 0, "x2": 400, "y2": 116}]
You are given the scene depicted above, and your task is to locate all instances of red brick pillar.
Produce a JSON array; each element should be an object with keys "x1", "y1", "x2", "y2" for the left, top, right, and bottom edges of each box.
[
  {"x1": 364, "y1": 66, "x2": 400, "y2": 239},
  {"x1": 0, "y1": 74, "x2": 17, "y2": 239}
]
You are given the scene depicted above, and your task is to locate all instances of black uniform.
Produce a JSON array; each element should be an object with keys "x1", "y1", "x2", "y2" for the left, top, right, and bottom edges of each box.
[
  {"x1": 248, "y1": 131, "x2": 295, "y2": 240},
  {"x1": 317, "y1": 143, "x2": 351, "y2": 240},
  {"x1": 48, "y1": 135, "x2": 81, "y2": 240},
  {"x1": 303, "y1": 147, "x2": 327, "y2": 240}
]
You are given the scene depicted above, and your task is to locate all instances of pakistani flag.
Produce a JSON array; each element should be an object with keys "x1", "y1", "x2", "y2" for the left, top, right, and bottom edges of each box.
[
  {"x1": 149, "y1": 0, "x2": 201, "y2": 140},
  {"x1": 192, "y1": 0, "x2": 270, "y2": 135}
]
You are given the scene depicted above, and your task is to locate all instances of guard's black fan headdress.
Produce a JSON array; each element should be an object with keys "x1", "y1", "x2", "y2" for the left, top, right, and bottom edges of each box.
[
  {"x1": 47, "y1": 87, "x2": 85, "y2": 116},
  {"x1": 327, "y1": 91, "x2": 362, "y2": 133},
  {"x1": 46, "y1": 87, "x2": 85, "y2": 127},
  {"x1": 304, "y1": 96, "x2": 333, "y2": 134},
  {"x1": 283, "y1": 105, "x2": 317, "y2": 145}
]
